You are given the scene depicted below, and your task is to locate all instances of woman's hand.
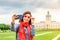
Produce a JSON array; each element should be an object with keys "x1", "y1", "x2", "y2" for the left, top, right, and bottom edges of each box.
[
  {"x1": 31, "y1": 17, "x2": 35, "y2": 25},
  {"x1": 11, "y1": 14, "x2": 18, "y2": 24}
]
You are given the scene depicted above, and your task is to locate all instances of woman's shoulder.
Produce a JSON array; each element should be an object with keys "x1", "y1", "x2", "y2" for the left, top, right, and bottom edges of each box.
[{"x1": 30, "y1": 25, "x2": 35, "y2": 28}]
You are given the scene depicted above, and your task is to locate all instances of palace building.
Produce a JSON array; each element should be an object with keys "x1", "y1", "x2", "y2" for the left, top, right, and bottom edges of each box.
[{"x1": 35, "y1": 11, "x2": 60, "y2": 30}]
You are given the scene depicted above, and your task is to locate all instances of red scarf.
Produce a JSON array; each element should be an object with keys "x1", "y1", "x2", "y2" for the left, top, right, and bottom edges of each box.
[{"x1": 18, "y1": 21, "x2": 34, "y2": 40}]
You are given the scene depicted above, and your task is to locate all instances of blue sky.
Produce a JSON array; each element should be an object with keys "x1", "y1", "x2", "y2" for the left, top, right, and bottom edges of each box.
[{"x1": 0, "y1": 0, "x2": 60, "y2": 24}]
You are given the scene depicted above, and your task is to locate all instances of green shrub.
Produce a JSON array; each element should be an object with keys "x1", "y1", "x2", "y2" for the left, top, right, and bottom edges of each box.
[{"x1": 0, "y1": 24, "x2": 10, "y2": 30}]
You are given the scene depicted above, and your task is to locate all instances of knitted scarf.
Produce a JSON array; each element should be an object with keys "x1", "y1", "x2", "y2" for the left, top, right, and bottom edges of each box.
[{"x1": 18, "y1": 21, "x2": 34, "y2": 40}]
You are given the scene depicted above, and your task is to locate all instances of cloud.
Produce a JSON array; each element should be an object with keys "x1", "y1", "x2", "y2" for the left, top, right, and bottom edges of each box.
[
  {"x1": 0, "y1": 13, "x2": 12, "y2": 24},
  {"x1": 0, "y1": 0, "x2": 60, "y2": 24},
  {"x1": 0, "y1": 0, "x2": 60, "y2": 14},
  {"x1": 0, "y1": 0, "x2": 60, "y2": 9},
  {"x1": 29, "y1": 0, "x2": 60, "y2": 9}
]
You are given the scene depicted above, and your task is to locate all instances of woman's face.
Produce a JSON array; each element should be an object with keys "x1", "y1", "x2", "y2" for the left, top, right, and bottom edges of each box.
[{"x1": 23, "y1": 14, "x2": 31, "y2": 22}]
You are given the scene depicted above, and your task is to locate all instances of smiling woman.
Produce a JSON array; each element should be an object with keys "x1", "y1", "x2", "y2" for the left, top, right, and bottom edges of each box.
[{"x1": 10, "y1": 11, "x2": 35, "y2": 40}]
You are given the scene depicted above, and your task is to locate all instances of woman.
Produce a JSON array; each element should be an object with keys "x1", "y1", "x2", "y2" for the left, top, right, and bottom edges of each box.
[{"x1": 10, "y1": 11, "x2": 35, "y2": 40}]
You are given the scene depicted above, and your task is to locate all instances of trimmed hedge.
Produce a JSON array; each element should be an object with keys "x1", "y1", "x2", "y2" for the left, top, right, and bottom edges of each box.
[{"x1": 0, "y1": 24, "x2": 10, "y2": 30}]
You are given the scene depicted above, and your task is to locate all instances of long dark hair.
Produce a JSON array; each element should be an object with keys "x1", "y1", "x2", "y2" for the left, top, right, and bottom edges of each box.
[{"x1": 20, "y1": 11, "x2": 32, "y2": 25}]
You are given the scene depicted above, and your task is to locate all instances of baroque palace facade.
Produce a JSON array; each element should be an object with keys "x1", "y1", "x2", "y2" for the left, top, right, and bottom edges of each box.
[{"x1": 35, "y1": 11, "x2": 60, "y2": 30}]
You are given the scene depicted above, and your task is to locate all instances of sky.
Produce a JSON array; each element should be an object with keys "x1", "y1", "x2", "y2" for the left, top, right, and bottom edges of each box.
[{"x1": 0, "y1": 0, "x2": 60, "y2": 24}]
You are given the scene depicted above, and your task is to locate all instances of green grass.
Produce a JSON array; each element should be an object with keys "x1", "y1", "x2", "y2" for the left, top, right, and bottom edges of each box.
[
  {"x1": 34, "y1": 30, "x2": 60, "y2": 40},
  {"x1": 0, "y1": 32, "x2": 16, "y2": 40},
  {"x1": 58, "y1": 37, "x2": 60, "y2": 40},
  {"x1": 0, "y1": 30, "x2": 60, "y2": 40}
]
